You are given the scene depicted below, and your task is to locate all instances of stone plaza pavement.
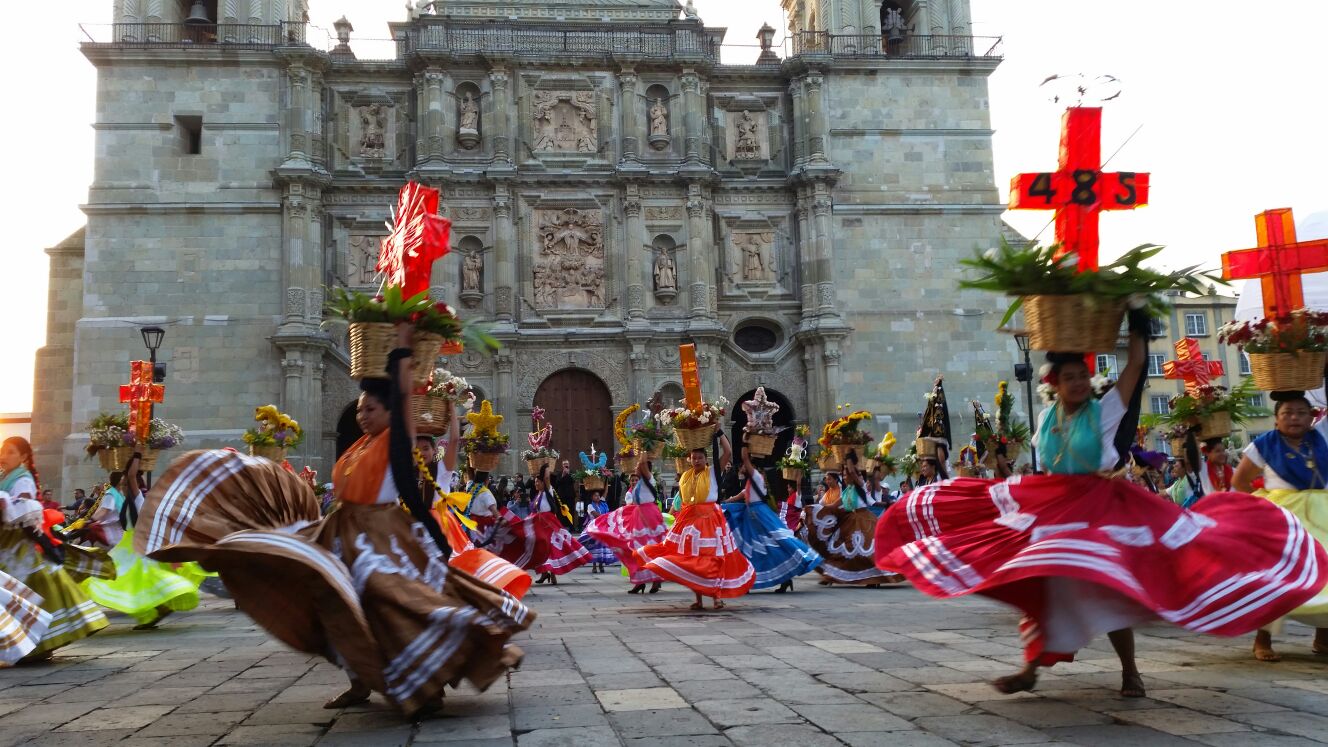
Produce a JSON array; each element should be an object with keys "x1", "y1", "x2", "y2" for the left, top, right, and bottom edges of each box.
[{"x1": 2, "y1": 571, "x2": 1326, "y2": 747}]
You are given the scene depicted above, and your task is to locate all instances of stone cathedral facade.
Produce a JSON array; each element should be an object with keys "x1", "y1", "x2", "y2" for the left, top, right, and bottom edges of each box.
[{"x1": 35, "y1": 0, "x2": 1012, "y2": 492}]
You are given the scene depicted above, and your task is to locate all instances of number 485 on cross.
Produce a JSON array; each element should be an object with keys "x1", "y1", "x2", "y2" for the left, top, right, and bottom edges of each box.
[{"x1": 1009, "y1": 107, "x2": 1150, "y2": 272}]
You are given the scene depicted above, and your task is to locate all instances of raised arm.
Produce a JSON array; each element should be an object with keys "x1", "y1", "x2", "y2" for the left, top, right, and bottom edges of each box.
[
  {"x1": 718, "y1": 433, "x2": 733, "y2": 473},
  {"x1": 1113, "y1": 313, "x2": 1150, "y2": 401},
  {"x1": 441, "y1": 406, "x2": 459, "y2": 473}
]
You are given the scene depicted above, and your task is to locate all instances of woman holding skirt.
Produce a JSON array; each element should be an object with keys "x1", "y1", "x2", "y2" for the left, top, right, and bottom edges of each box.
[
  {"x1": 489, "y1": 465, "x2": 589, "y2": 585},
  {"x1": 0, "y1": 437, "x2": 107, "y2": 660},
  {"x1": 722, "y1": 447, "x2": 821, "y2": 593},
  {"x1": 635, "y1": 433, "x2": 754, "y2": 610},
  {"x1": 802, "y1": 455, "x2": 902, "y2": 587},
  {"x1": 875, "y1": 315, "x2": 1328, "y2": 698},
  {"x1": 1232, "y1": 390, "x2": 1328, "y2": 661},
  {"x1": 137, "y1": 325, "x2": 533, "y2": 717},
  {"x1": 585, "y1": 457, "x2": 667, "y2": 594}
]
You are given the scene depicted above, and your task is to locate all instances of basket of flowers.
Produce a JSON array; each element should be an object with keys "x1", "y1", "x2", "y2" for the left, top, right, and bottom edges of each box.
[
  {"x1": 663, "y1": 442, "x2": 690, "y2": 473},
  {"x1": 630, "y1": 420, "x2": 672, "y2": 461},
  {"x1": 326, "y1": 286, "x2": 470, "y2": 385},
  {"x1": 1161, "y1": 378, "x2": 1268, "y2": 443},
  {"x1": 1219, "y1": 310, "x2": 1328, "y2": 392},
  {"x1": 819, "y1": 406, "x2": 874, "y2": 465},
  {"x1": 974, "y1": 383, "x2": 1031, "y2": 468},
  {"x1": 865, "y1": 432, "x2": 899, "y2": 476},
  {"x1": 139, "y1": 419, "x2": 185, "y2": 471},
  {"x1": 520, "y1": 406, "x2": 559, "y2": 477},
  {"x1": 741, "y1": 387, "x2": 781, "y2": 457},
  {"x1": 574, "y1": 447, "x2": 610, "y2": 491},
  {"x1": 777, "y1": 425, "x2": 811, "y2": 483},
  {"x1": 961, "y1": 241, "x2": 1217, "y2": 352},
  {"x1": 955, "y1": 444, "x2": 982, "y2": 478},
  {"x1": 660, "y1": 396, "x2": 728, "y2": 452},
  {"x1": 87, "y1": 412, "x2": 134, "y2": 471},
  {"x1": 414, "y1": 368, "x2": 472, "y2": 435},
  {"x1": 462, "y1": 400, "x2": 509, "y2": 473},
  {"x1": 243, "y1": 405, "x2": 303, "y2": 462}
]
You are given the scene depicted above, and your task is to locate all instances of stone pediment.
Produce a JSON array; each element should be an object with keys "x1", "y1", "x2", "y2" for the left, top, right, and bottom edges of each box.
[{"x1": 431, "y1": 0, "x2": 682, "y2": 23}]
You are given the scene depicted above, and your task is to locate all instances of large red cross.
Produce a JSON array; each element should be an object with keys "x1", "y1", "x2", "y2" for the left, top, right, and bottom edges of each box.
[
  {"x1": 1010, "y1": 107, "x2": 1150, "y2": 271},
  {"x1": 1221, "y1": 208, "x2": 1328, "y2": 320},
  {"x1": 1163, "y1": 338, "x2": 1223, "y2": 396},
  {"x1": 377, "y1": 181, "x2": 452, "y2": 298},
  {"x1": 119, "y1": 360, "x2": 164, "y2": 443}
]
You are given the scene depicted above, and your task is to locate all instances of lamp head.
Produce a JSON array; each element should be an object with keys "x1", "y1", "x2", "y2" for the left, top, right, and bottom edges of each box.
[{"x1": 140, "y1": 326, "x2": 165, "y2": 353}]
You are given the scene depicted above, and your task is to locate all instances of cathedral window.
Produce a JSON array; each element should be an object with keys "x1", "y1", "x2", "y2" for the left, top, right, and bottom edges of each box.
[
  {"x1": 175, "y1": 115, "x2": 203, "y2": 155},
  {"x1": 734, "y1": 324, "x2": 779, "y2": 354}
]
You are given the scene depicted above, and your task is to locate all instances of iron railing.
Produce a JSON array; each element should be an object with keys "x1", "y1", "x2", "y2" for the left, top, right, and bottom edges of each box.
[
  {"x1": 790, "y1": 32, "x2": 1002, "y2": 59},
  {"x1": 397, "y1": 21, "x2": 721, "y2": 62},
  {"x1": 79, "y1": 22, "x2": 306, "y2": 49}
]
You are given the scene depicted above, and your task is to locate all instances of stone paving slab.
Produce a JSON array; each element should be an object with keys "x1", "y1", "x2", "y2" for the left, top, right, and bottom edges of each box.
[{"x1": 2, "y1": 570, "x2": 1326, "y2": 746}]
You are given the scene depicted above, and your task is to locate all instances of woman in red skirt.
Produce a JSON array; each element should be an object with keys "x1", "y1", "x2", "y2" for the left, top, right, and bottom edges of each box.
[
  {"x1": 875, "y1": 313, "x2": 1328, "y2": 698},
  {"x1": 584, "y1": 457, "x2": 667, "y2": 594},
  {"x1": 487, "y1": 465, "x2": 589, "y2": 585},
  {"x1": 635, "y1": 433, "x2": 754, "y2": 610}
]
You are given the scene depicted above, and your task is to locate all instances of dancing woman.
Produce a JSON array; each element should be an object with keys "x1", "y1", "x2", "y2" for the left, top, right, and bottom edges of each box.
[
  {"x1": 635, "y1": 433, "x2": 754, "y2": 610},
  {"x1": 0, "y1": 437, "x2": 107, "y2": 659},
  {"x1": 584, "y1": 457, "x2": 667, "y2": 594},
  {"x1": 721, "y1": 447, "x2": 821, "y2": 593},
  {"x1": 1231, "y1": 391, "x2": 1328, "y2": 661},
  {"x1": 876, "y1": 314, "x2": 1328, "y2": 698},
  {"x1": 138, "y1": 325, "x2": 533, "y2": 717},
  {"x1": 802, "y1": 455, "x2": 900, "y2": 588},
  {"x1": 489, "y1": 465, "x2": 589, "y2": 586}
]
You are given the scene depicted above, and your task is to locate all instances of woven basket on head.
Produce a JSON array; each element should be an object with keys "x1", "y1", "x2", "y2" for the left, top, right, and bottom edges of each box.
[
  {"x1": 349, "y1": 322, "x2": 396, "y2": 380},
  {"x1": 412, "y1": 397, "x2": 453, "y2": 436},
  {"x1": 1023, "y1": 295, "x2": 1127, "y2": 353},
  {"x1": 249, "y1": 444, "x2": 287, "y2": 463},
  {"x1": 1248, "y1": 351, "x2": 1327, "y2": 392},
  {"x1": 675, "y1": 424, "x2": 717, "y2": 451},
  {"x1": 745, "y1": 433, "x2": 777, "y2": 457},
  {"x1": 97, "y1": 446, "x2": 134, "y2": 472},
  {"x1": 469, "y1": 451, "x2": 501, "y2": 473}
]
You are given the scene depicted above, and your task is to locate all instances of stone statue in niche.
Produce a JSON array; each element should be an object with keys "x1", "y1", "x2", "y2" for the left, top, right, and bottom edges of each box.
[
  {"x1": 533, "y1": 208, "x2": 606, "y2": 309},
  {"x1": 736, "y1": 231, "x2": 774, "y2": 282},
  {"x1": 458, "y1": 92, "x2": 480, "y2": 149},
  {"x1": 462, "y1": 249, "x2": 483, "y2": 293},
  {"x1": 532, "y1": 91, "x2": 598, "y2": 153},
  {"x1": 653, "y1": 248, "x2": 677, "y2": 291},
  {"x1": 734, "y1": 111, "x2": 763, "y2": 160},
  {"x1": 348, "y1": 235, "x2": 381, "y2": 285},
  {"x1": 883, "y1": 7, "x2": 908, "y2": 41},
  {"x1": 648, "y1": 97, "x2": 670, "y2": 151},
  {"x1": 357, "y1": 104, "x2": 387, "y2": 159}
]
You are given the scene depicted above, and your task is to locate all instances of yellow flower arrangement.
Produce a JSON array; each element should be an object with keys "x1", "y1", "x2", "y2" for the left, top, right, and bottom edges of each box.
[
  {"x1": 463, "y1": 400, "x2": 509, "y2": 453},
  {"x1": 244, "y1": 404, "x2": 303, "y2": 448},
  {"x1": 818, "y1": 410, "x2": 874, "y2": 448},
  {"x1": 614, "y1": 404, "x2": 640, "y2": 450},
  {"x1": 875, "y1": 432, "x2": 897, "y2": 459}
]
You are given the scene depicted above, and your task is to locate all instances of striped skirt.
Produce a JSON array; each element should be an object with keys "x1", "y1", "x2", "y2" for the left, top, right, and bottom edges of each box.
[
  {"x1": 139, "y1": 450, "x2": 535, "y2": 716},
  {"x1": 0, "y1": 569, "x2": 51, "y2": 666},
  {"x1": 0, "y1": 527, "x2": 107, "y2": 658}
]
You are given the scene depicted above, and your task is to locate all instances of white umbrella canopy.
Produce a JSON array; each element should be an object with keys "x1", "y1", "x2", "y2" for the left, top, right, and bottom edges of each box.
[{"x1": 1229, "y1": 209, "x2": 1328, "y2": 406}]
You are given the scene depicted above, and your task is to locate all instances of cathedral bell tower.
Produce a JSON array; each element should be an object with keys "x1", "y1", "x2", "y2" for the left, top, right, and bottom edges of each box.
[{"x1": 781, "y1": 0, "x2": 970, "y2": 41}]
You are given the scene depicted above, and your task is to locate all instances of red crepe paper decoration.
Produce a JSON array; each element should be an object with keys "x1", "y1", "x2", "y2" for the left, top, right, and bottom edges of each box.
[
  {"x1": 1221, "y1": 208, "x2": 1328, "y2": 320},
  {"x1": 119, "y1": 360, "x2": 164, "y2": 443},
  {"x1": 1010, "y1": 107, "x2": 1150, "y2": 272},
  {"x1": 1163, "y1": 338, "x2": 1223, "y2": 396},
  {"x1": 377, "y1": 182, "x2": 452, "y2": 298}
]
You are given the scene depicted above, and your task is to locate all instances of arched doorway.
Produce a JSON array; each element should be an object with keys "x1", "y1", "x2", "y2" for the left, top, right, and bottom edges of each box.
[
  {"x1": 535, "y1": 369, "x2": 614, "y2": 468},
  {"x1": 729, "y1": 388, "x2": 797, "y2": 498},
  {"x1": 336, "y1": 401, "x2": 363, "y2": 459}
]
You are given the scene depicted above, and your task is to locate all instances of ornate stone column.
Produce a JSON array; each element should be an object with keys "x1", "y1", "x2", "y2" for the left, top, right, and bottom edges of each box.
[
  {"x1": 681, "y1": 70, "x2": 702, "y2": 165},
  {"x1": 801, "y1": 343, "x2": 827, "y2": 437},
  {"x1": 949, "y1": 0, "x2": 971, "y2": 40},
  {"x1": 930, "y1": 0, "x2": 950, "y2": 53},
  {"x1": 788, "y1": 78, "x2": 806, "y2": 171},
  {"x1": 493, "y1": 184, "x2": 516, "y2": 322},
  {"x1": 489, "y1": 67, "x2": 511, "y2": 165},
  {"x1": 624, "y1": 184, "x2": 646, "y2": 319},
  {"x1": 805, "y1": 73, "x2": 828, "y2": 165},
  {"x1": 282, "y1": 62, "x2": 313, "y2": 167},
  {"x1": 495, "y1": 351, "x2": 516, "y2": 472},
  {"x1": 423, "y1": 69, "x2": 446, "y2": 162},
  {"x1": 686, "y1": 184, "x2": 710, "y2": 317},
  {"x1": 812, "y1": 183, "x2": 836, "y2": 313},
  {"x1": 629, "y1": 346, "x2": 649, "y2": 403},
  {"x1": 822, "y1": 342, "x2": 844, "y2": 419},
  {"x1": 619, "y1": 68, "x2": 640, "y2": 164},
  {"x1": 795, "y1": 194, "x2": 816, "y2": 320}
]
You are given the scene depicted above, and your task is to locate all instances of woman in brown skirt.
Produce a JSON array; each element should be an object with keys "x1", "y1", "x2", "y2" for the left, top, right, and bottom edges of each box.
[
  {"x1": 801, "y1": 451, "x2": 903, "y2": 587},
  {"x1": 137, "y1": 324, "x2": 533, "y2": 717}
]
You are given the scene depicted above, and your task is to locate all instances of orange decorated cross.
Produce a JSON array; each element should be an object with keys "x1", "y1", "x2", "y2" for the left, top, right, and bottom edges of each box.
[
  {"x1": 1221, "y1": 208, "x2": 1328, "y2": 320},
  {"x1": 119, "y1": 360, "x2": 164, "y2": 443},
  {"x1": 678, "y1": 344, "x2": 702, "y2": 411},
  {"x1": 1009, "y1": 107, "x2": 1150, "y2": 272},
  {"x1": 1162, "y1": 338, "x2": 1223, "y2": 396}
]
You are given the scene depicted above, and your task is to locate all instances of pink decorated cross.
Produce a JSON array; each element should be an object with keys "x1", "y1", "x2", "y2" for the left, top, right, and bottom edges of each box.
[
  {"x1": 1163, "y1": 338, "x2": 1224, "y2": 396},
  {"x1": 377, "y1": 182, "x2": 452, "y2": 298},
  {"x1": 119, "y1": 360, "x2": 164, "y2": 443}
]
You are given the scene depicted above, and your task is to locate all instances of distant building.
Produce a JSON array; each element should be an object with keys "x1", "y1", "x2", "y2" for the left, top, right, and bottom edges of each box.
[{"x1": 0, "y1": 413, "x2": 32, "y2": 443}]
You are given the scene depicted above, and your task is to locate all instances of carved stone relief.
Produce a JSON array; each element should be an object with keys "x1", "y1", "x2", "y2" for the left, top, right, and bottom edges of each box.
[
  {"x1": 453, "y1": 206, "x2": 491, "y2": 223},
  {"x1": 728, "y1": 110, "x2": 767, "y2": 161},
  {"x1": 457, "y1": 91, "x2": 480, "y2": 150},
  {"x1": 517, "y1": 350, "x2": 630, "y2": 406},
  {"x1": 645, "y1": 206, "x2": 683, "y2": 222},
  {"x1": 347, "y1": 235, "x2": 382, "y2": 286},
  {"x1": 462, "y1": 250, "x2": 484, "y2": 293},
  {"x1": 533, "y1": 208, "x2": 606, "y2": 310},
  {"x1": 653, "y1": 248, "x2": 677, "y2": 292},
  {"x1": 733, "y1": 231, "x2": 775, "y2": 283},
  {"x1": 648, "y1": 97, "x2": 670, "y2": 150},
  {"x1": 355, "y1": 104, "x2": 390, "y2": 159},
  {"x1": 533, "y1": 91, "x2": 598, "y2": 153}
]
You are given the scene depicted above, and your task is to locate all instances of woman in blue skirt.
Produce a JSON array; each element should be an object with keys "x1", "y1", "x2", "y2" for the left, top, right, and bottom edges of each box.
[{"x1": 722, "y1": 447, "x2": 821, "y2": 593}]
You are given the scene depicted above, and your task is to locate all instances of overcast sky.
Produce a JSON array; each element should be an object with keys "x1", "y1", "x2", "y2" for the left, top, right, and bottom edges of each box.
[{"x1": 2, "y1": 0, "x2": 1325, "y2": 412}]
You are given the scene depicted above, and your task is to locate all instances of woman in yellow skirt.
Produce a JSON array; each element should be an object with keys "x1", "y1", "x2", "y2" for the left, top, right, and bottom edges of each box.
[
  {"x1": 1232, "y1": 391, "x2": 1328, "y2": 661},
  {"x1": 83, "y1": 456, "x2": 201, "y2": 629},
  {"x1": 0, "y1": 437, "x2": 107, "y2": 660}
]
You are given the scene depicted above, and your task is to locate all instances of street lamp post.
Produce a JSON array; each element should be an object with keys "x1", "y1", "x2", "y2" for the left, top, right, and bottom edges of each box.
[
  {"x1": 139, "y1": 326, "x2": 165, "y2": 488},
  {"x1": 1013, "y1": 333, "x2": 1038, "y2": 471}
]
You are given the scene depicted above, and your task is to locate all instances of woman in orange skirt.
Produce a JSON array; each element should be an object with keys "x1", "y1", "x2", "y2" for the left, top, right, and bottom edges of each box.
[
  {"x1": 138, "y1": 324, "x2": 533, "y2": 718},
  {"x1": 635, "y1": 433, "x2": 754, "y2": 610}
]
